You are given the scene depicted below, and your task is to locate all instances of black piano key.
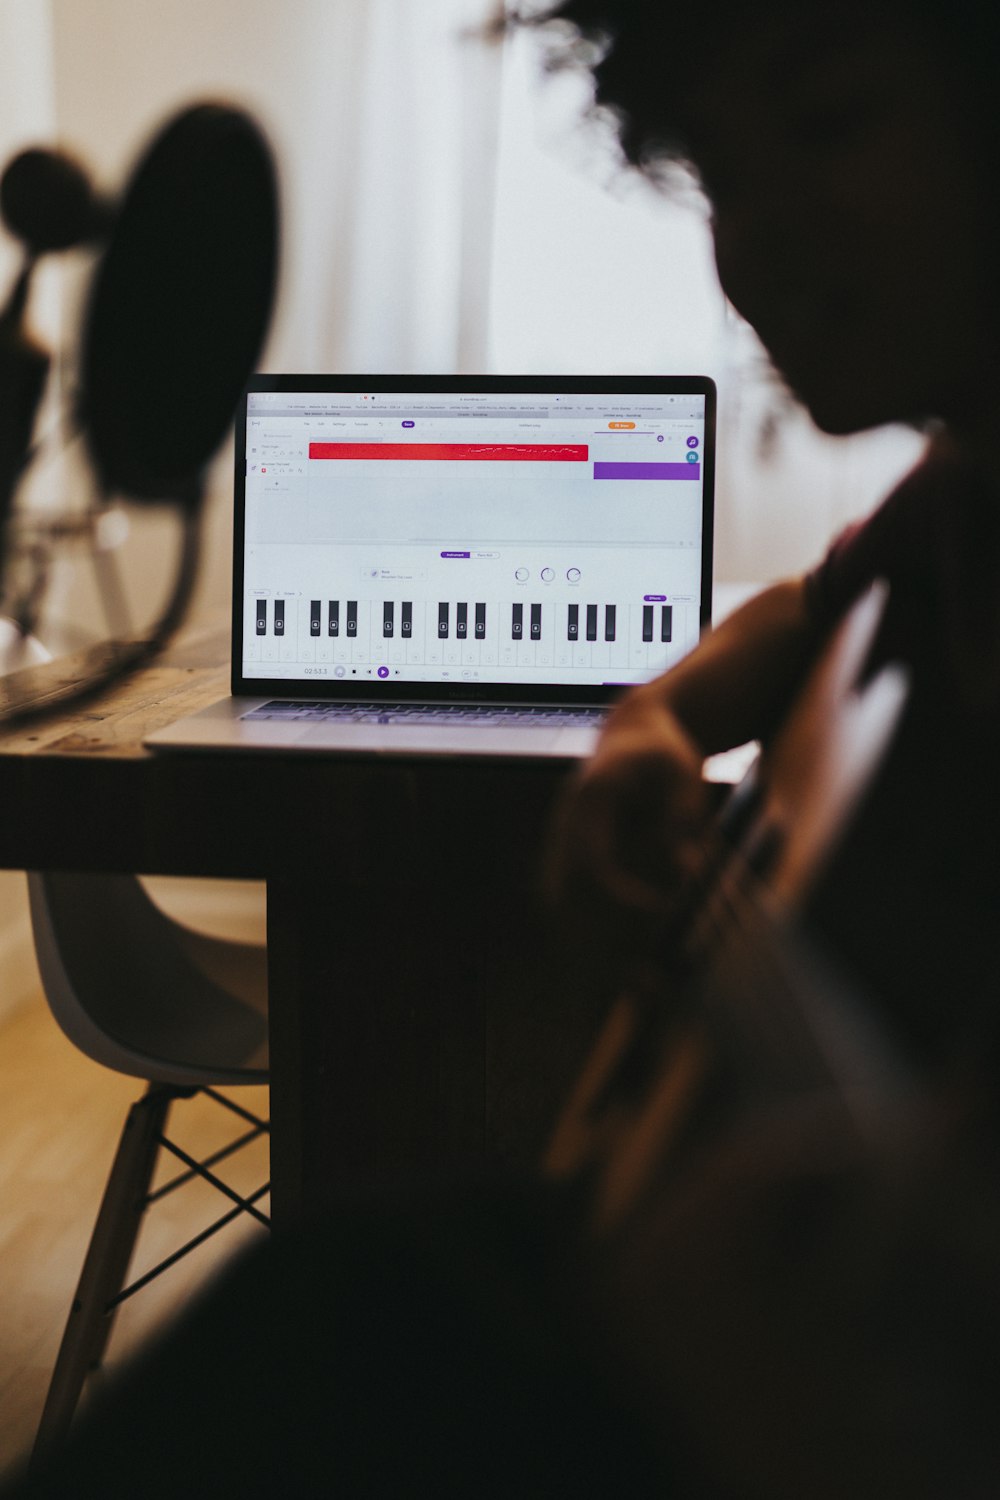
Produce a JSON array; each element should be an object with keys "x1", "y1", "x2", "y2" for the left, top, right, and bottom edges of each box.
[
  {"x1": 328, "y1": 600, "x2": 339, "y2": 637},
  {"x1": 401, "y1": 601, "x2": 413, "y2": 637},
  {"x1": 274, "y1": 599, "x2": 285, "y2": 636},
  {"x1": 661, "y1": 604, "x2": 673, "y2": 643},
  {"x1": 256, "y1": 601, "x2": 267, "y2": 636},
  {"x1": 512, "y1": 602, "x2": 523, "y2": 640},
  {"x1": 310, "y1": 600, "x2": 321, "y2": 636},
  {"x1": 642, "y1": 604, "x2": 654, "y2": 642},
  {"x1": 586, "y1": 604, "x2": 597, "y2": 642},
  {"x1": 456, "y1": 603, "x2": 468, "y2": 639},
  {"x1": 346, "y1": 601, "x2": 358, "y2": 637},
  {"x1": 567, "y1": 603, "x2": 579, "y2": 641},
  {"x1": 438, "y1": 602, "x2": 449, "y2": 638},
  {"x1": 530, "y1": 603, "x2": 542, "y2": 640},
  {"x1": 383, "y1": 601, "x2": 394, "y2": 638},
  {"x1": 605, "y1": 605, "x2": 616, "y2": 642},
  {"x1": 475, "y1": 603, "x2": 486, "y2": 639}
]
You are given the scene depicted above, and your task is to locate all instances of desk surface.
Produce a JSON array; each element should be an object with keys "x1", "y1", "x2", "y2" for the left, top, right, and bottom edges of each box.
[
  {"x1": 0, "y1": 617, "x2": 566, "y2": 881},
  {"x1": 0, "y1": 619, "x2": 591, "y2": 1220}
]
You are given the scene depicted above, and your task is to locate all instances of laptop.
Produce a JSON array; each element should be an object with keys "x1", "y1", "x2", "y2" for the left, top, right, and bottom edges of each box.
[{"x1": 145, "y1": 373, "x2": 716, "y2": 760}]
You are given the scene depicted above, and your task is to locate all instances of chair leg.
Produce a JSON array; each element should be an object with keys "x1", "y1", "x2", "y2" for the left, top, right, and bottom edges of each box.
[{"x1": 31, "y1": 1085, "x2": 176, "y2": 1462}]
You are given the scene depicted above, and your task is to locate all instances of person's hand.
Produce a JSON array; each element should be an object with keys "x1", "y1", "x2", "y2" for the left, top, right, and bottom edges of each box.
[{"x1": 546, "y1": 683, "x2": 713, "y2": 992}]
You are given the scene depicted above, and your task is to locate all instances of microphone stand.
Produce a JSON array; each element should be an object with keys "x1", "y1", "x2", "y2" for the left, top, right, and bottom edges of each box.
[
  {"x1": 0, "y1": 496, "x2": 202, "y2": 726},
  {"x1": 0, "y1": 261, "x2": 50, "y2": 573}
]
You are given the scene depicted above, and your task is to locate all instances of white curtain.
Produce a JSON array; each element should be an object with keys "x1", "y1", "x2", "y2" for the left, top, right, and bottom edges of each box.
[
  {"x1": 288, "y1": 0, "x2": 505, "y2": 372},
  {"x1": 11, "y1": 0, "x2": 502, "y2": 623},
  {"x1": 42, "y1": 0, "x2": 503, "y2": 378},
  {"x1": 2, "y1": 0, "x2": 925, "y2": 593}
]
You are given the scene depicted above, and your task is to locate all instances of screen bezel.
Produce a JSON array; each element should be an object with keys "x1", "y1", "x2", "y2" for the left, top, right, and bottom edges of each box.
[{"x1": 232, "y1": 372, "x2": 716, "y2": 706}]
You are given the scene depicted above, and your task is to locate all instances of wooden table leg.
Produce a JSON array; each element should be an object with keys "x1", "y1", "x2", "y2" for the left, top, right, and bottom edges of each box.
[{"x1": 266, "y1": 866, "x2": 608, "y2": 1228}]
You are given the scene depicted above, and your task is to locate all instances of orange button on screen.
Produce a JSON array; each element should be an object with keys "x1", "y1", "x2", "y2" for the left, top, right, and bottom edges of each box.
[{"x1": 608, "y1": 420, "x2": 636, "y2": 429}]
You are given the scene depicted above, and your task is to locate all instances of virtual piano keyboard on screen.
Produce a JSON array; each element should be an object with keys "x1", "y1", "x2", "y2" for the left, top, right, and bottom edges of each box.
[{"x1": 246, "y1": 595, "x2": 693, "y2": 678}]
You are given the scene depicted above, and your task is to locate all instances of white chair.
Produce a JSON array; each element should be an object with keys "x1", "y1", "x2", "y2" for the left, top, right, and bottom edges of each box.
[{"x1": 26, "y1": 869, "x2": 269, "y2": 1458}]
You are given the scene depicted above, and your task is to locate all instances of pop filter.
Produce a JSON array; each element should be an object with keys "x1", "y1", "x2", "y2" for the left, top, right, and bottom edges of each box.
[
  {"x1": 0, "y1": 102, "x2": 279, "y2": 725},
  {"x1": 80, "y1": 102, "x2": 279, "y2": 508}
]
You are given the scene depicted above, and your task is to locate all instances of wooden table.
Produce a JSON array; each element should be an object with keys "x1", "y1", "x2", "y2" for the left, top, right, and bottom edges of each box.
[{"x1": 0, "y1": 619, "x2": 602, "y2": 1227}]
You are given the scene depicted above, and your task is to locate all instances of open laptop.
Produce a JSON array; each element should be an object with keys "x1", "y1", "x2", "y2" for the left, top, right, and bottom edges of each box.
[{"x1": 145, "y1": 373, "x2": 716, "y2": 759}]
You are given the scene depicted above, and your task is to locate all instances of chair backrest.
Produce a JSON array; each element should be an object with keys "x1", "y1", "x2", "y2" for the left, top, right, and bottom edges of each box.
[{"x1": 27, "y1": 870, "x2": 268, "y2": 1085}]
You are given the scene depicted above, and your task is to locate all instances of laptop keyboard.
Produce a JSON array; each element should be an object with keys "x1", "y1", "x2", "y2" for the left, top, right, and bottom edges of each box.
[{"x1": 242, "y1": 700, "x2": 607, "y2": 728}]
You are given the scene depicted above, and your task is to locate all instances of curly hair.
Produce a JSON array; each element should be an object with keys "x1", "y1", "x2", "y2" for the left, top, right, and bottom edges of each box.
[{"x1": 502, "y1": 2, "x2": 1000, "y2": 177}]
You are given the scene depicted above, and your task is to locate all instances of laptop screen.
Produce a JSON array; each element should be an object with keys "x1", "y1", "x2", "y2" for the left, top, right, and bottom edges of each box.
[{"x1": 234, "y1": 375, "x2": 715, "y2": 704}]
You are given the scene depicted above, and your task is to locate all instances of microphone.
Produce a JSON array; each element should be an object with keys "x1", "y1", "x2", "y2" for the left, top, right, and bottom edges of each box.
[
  {"x1": 0, "y1": 146, "x2": 111, "y2": 254},
  {"x1": 0, "y1": 102, "x2": 280, "y2": 723}
]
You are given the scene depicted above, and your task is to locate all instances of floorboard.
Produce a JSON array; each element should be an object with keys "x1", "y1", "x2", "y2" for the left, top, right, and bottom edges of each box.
[{"x1": 0, "y1": 994, "x2": 269, "y2": 1482}]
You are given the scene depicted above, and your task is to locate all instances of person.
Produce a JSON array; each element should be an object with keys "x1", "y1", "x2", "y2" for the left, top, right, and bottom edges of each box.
[
  {"x1": 10, "y1": 3, "x2": 1000, "y2": 1495},
  {"x1": 531, "y1": 0, "x2": 1000, "y2": 1070},
  {"x1": 524, "y1": 7, "x2": 1000, "y2": 1488}
]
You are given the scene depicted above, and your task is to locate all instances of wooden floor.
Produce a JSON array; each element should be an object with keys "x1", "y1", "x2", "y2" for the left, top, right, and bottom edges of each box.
[{"x1": 0, "y1": 992, "x2": 269, "y2": 1483}]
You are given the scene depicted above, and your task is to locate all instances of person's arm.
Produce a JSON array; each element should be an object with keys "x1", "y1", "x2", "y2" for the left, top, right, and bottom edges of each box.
[
  {"x1": 547, "y1": 577, "x2": 822, "y2": 979},
  {"x1": 606, "y1": 575, "x2": 820, "y2": 757}
]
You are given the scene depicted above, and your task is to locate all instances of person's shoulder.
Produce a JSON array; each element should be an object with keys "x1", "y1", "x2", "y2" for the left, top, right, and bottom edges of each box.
[{"x1": 803, "y1": 435, "x2": 975, "y2": 628}]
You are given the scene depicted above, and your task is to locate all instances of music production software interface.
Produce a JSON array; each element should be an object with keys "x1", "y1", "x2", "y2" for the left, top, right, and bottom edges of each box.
[{"x1": 241, "y1": 390, "x2": 707, "y2": 689}]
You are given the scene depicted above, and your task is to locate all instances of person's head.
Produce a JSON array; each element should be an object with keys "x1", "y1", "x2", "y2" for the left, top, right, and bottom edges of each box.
[{"x1": 512, "y1": 3, "x2": 1000, "y2": 442}]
